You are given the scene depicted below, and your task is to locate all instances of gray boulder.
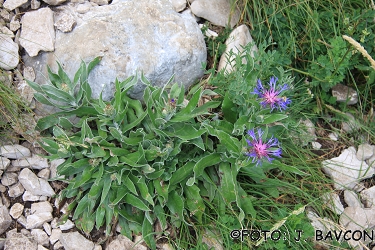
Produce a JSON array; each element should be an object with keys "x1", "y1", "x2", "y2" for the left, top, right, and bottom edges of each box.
[{"x1": 24, "y1": 0, "x2": 206, "y2": 102}]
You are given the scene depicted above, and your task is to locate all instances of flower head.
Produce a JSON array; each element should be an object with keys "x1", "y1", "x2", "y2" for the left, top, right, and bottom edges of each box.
[
  {"x1": 245, "y1": 128, "x2": 282, "y2": 166},
  {"x1": 252, "y1": 77, "x2": 291, "y2": 112}
]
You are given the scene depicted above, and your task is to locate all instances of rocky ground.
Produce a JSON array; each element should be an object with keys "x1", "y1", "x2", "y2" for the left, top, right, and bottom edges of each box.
[{"x1": 1, "y1": 0, "x2": 375, "y2": 249}]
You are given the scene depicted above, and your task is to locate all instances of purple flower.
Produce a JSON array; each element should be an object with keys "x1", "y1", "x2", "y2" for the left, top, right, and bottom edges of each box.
[
  {"x1": 252, "y1": 77, "x2": 291, "y2": 112},
  {"x1": 245, "y1": 128, "x2": 282, "y2": 166}
]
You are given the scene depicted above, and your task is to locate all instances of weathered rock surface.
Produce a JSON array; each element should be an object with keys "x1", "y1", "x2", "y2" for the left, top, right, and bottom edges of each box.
[
  {"x1": 5, "y1": 229, "x2": 38, "y2": 250},
  {"x1": 24, "y1": 0, "x2": 206, "y2": 102},
  {"x1": 0, "y1": 206, "x2": 12, "y2": 235},
  {"x1": 18, "y1": 168, "x2": 55, "y2": 196},
  {"x1": 60, "y1": 231, "x2": 95, "y2": 250},
  {"x1": 361, "y1": 186, "x2": 375, "y2": 208},
  {"x1": 3, "y1": 0, "x2": 28, "y2": 11},
  {"x1": 190, "y1": 0, "x2": 240, "y2": 28},
  {"x1": 322, "y1": 147, "x2": 373, "y2": 190},
  {"x1": 106, "y1": 235, "x2": 147, "y2": 250},
  {"x1": 344, "y1": 190, "x2": 363, "y2": 208},
  {"x1": 218, "y1": 24, "x2": 258, "y2": 74},
  {"x1": 20, "y1": 8, "x2": 55, "y2": 57},
  {"x1": 356, "y1": 143, "x2": 374, "y2": 161},
  {"x1": 0, "y1": 145, "x2": 31, "y2": 159},
  {"x1": 12, "y1": 154, "x2": 49, "y2": 169},
  {"x1": 0, "y1": 35, "x2": 19, "y2": 70},
  {"x1": 332, "y1": 83, "x2": 358, "y2": 105}
]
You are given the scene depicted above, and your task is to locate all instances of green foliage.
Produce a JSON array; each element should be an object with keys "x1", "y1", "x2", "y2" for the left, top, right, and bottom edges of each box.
[{"x1": 27, "y1": 55, "x2": 317, "y2": 248}]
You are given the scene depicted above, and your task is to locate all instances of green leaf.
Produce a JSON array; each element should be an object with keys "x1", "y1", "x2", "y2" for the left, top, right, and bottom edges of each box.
[
  {"x1": 142, "y1": 214, "x2": 156, "y2": 249},
  {"x1": 261, "y1": 114, "x2": 288, "y2": 124},
  {"x1": 219, "y1": 162, "x2": 236, "y2": 203},
  {"x1": 169, "y1": 161, "x2": 195, "y2": 187},
  {"x1": 133, "y1": 176, "x2": 154, "y2": 206},
  {"x1": 87, "y1": 56, "x2": 102, "y2": 74},
  {"x1": 100, "y1": 174, "x2": 112, "y2": 206},
  {"x1": 36, "y1": 115, "x2": 60, "y2": 131},
  {"x1": 153, "y1": 179, "x2": 168, "y2": 202},
  {"x1": 47, "y1": 66, "x2": 62, "y2": 87},
  {"x1": 184, "y1": 185, "x2": 205, "y2": 223},
  {"x1": 123, "y1": 176, "x2": 138, "y2": 196},
  {"x1": 73, "y1": 194, "x2": 89, "y2": 219},
  {"x1": 111, "y1": 188, "x2": 128, "y2": 206},
  {"x1": 222, "y1": 92, "x2": 237, "y2": 123},
  {"x1": 57, "y1": 61, "x2": 72, "y2": 90},
  {"x1": 154, "y1": 205, "x2": 167, "y2": 230},
  {"x1": 193, "y1": 153, "x2": 221, "y2": 180},
  {"x1": 203, "y1": 123, "x2": 240, "y2": 154},
  {"x1": 167, "y1": 190, "x2": 184, "y2": 222},
  {"x1": 95, "y1": 205, "x2": 106, "y2": 228},
  {"x1": 124, "y1": 193, "x2": 150, "y2": 211}
]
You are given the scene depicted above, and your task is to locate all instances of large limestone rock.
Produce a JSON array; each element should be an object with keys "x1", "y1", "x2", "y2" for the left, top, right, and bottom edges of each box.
[
  {"x1": 24, "y1": 0, "x2": 206, "y2": 102},
  {"x1": 20, "y1": 8, "x2": 55, "y2": 57},
  {"x1": 0, "y1": 35, "x2": 19, "y2": 70},
  {"x1": 190, "y1": 0, "x2": 240, "y2": 28}
]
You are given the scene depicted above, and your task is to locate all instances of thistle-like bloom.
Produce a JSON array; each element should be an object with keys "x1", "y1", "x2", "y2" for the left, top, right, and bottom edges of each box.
[
  {"x1": 245, "y1": 128, "x2": 282, "y2": 166},
  {"x1": 252, "y1": 77, "x2": 291, "y2": 112}
]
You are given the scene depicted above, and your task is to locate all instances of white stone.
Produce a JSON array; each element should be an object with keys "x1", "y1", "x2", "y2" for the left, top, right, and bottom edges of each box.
[
  {"x1": 50, "y1": 228, "x2": 62, "y2": 245},
  {"x1": 25, "y1": 0, "x2": 206, "y2": 102},
  {"x1": 50, "y1": 158, "x2": 65, "y2": 179},
  {"x1": 368, "y1": 146, "x2": 375, "y2": 168},
  {"x1": 322, "y1": 147, "x2": 373, "y2": 190},
  {"x1": 339, "y1": 206, "x2": 375, "y2": 245},
  {"x1": 59, "y1": 219, "x2": 75, "y2": 231},
  {"x1": 322, "y1": 193, "x2": 344, "y2": 215},
  {"x1": 332, "y1": 83, "x2": 358, "y2": 105},
  {"x1": 357, "y1": 143, "x2": 374, "y2": 161},
  {"x1": 20, "y1": 8, "x2": 55, "y2": 57},
  {"x1": 361, "y1": 186, "x2": 375, "y2": 208},
  {"x1": 42, "y1": 0, "x2": 66, "y2": 5},
  {"x1": 9, "y1": 16, "x2": 20, "y2": 32},
  {"x1": 31, "y1": 201, "x2": 53, "y2": 214},
  {"x1": 31, "y1": 229, "x2": 50, "y2": 247},
  {"x1": 328, "y1": 132, "x2": 339, "y2": 141},
  {"x1": 1, "y1": 172, "x2": 18, "y2": 186},
  {"x1": 75, "y1": 2, "x2": 92, "y2": 14},
  {"x1": 198, "y1": 24, "x2": 218, "y2": 38},
  {"x1": 0, "y1": 26, "x2": 14, "y2": 38},
  {"x1": 37, "y1": 169, "x2": 50, "y2": 179},
  {"x1": 190, "y1": 0, "x2": 240, "y2": 28},
  {"x1": 106, "y1": 235, "x2": 147, "y2": 250},
  {"x1": 344, "y1": 190, "x2": 363, "y2": 208},
  {"x1": 89, "y1": 0, "x2": 108, "y2": 5},
  {"x1": 38, "y1": 245, "x2": 49, "y2": 250},
  {"x1": 53, "y1": 241, "x2": 63, "y2": 250},
  {"x1": 0, "y1": 184, "x2": 6, "y2": 192},
  {"x1": 23, "y1": 66, "x2": 36, "y2": 81},
  {"x1": 59, "y1": 231, "x2": 95, "y2": 250},
  {"x1": 311, "y1": 141, "x2": 322, "y2": 150},
  {"x1": 43, "y1": 222, "x2": 52, "y2": 236},
  {"x1": 17, "y1": 215, "x2": 27, "y2": 228},
  {"x1": 1, "y1": 192, "x2": 10, "y2": 207},
  {"x1": 0, "y1": 34, "x2": 19, "y2": 70},
  {"x1": 0, "y1": 157, "x2": 10, "y2": 170},
  {"x1": 10, "y1": 203, "x2": 24, "y2": 219},
  {"x1": 27, "y1": 212, "x2": 53, "y2": 229},
  {"x1": 218, "y1": 24, "x2": 257, "y2": 74},
  {"x1": 18, "y1": 168, "x2": 55, "y2": 197},
  {"x1": 54, "y1": 10, "x2": 76, "y2": 33},
  {"x1": 341, "y1": 113, "x2": 360, "y2": 133},
  {"x1": 12, "y1": 154, "x2": 49, "y2": 169},
  {"x1": 0, "y1": 145, "x2": 31, "y2": 159},
  {"x1": 31, "y1": 0, "x2": 40, "y2": 9},
  {"x1": 170, "y1": 0, "x2": 186, "y2": 12},
  {"x1": 3, "y1": 0, "x2": 28, "y2": 10},
  {"x1": 8, "y1": 182, "x2": 25, "y2": 197},
  {"x1": 0, "y1": 206, "x2": 12, "y2": 234},
  {"x1": 23, "y1": 190, "x2": 41, "y2": 201},
  {"x1": 5, "y1": 229, "x2": 38, "y2": 250}
]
